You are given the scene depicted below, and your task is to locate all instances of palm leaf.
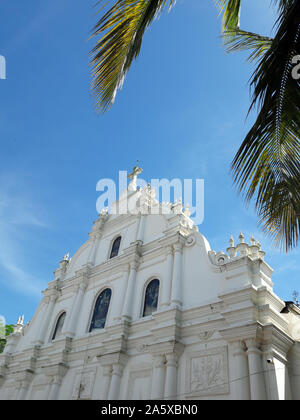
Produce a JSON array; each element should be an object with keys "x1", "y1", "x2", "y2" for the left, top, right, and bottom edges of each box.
[
  {"x1": 223, "y1": 29, "x2": 273, "y2": 62},
  {"x1": 216, "y1": 0, "x2": 241, "y2": 34},
  {"x1": 232, "y1": 0, "x2": 300, "y2": 250},
  {"x1": 90, "y1": 0, "x2": 175, "y2": 112}
]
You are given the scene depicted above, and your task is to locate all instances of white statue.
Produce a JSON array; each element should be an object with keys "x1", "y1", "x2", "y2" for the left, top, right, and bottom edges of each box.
[
  {"x1": 14, "y1": 315, "x2": 24, "y2": 334},
  {"x1": 62, "y1": 253, "x2": 70, "y2": 261}
]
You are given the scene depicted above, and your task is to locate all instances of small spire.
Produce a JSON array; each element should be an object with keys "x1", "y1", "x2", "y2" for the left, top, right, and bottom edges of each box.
[
  {"x1": 239, "y1": 232, "x2": 245, "y2": 243},
  {"x1": 229, "y1": 235, "x2": 234, "y2": 247},
  {"x1": 250, "y1": 235, "x2": 255, "y2": 246}
]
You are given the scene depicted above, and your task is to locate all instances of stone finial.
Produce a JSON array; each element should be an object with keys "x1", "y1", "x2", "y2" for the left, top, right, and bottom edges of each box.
[
  {"x1": 236, "y1": 233, "x2": 249, "y2": 256},
  {"x1": 238, "y1": 232, "x2": 245, "y2": 243},
  {"x1": 227, "y1": 235, "x2": 237, "y2": 258},
  {"x1": 183, "y1": 204, "x2": 191, "y2": 217},
  {"x1": 250, "y1": 235, "x2": 255, "y2": 246}
]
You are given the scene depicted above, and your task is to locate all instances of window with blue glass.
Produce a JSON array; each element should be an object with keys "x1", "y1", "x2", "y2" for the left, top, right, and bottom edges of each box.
[
  {"x1": 52, "y1": 312, "x2": 66, "y2": 340},
  {"x1": 142, "y1": 279, "x2": 160, "y2": 317},
  {"x1": 110, "y1": 236, "x2": 121, "y2": 259},
  {"x1": 89, "y1": 288, "x2": 112, "y2": 331}
]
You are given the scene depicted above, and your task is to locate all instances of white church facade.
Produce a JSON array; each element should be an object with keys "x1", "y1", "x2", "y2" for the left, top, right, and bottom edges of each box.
[{"x1": 0, "y1": 168, "x2": 300, "y2": 400}]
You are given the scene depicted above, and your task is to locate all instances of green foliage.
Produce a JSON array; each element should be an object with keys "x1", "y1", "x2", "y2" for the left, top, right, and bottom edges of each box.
[
  {"x1": 223, "y1": 0, "x2": 300, "y2": 251},
  {"x1": 0, "y1": 324, "x2": 14, "y2": 354}
]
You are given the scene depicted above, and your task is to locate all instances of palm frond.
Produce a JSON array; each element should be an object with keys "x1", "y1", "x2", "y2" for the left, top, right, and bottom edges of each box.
[
  {"x1": 232, "y1": 0, "x2": 300, "y2": 251},
  {"x1": 90, "y1": 0, "x2": 175, "y2": 112},
  {"x1": 223, "y1": 29, "x2": 273, "y2": 62},
  {"x1": 216, "y1": 0, "x2": 241, "y2": 35}
]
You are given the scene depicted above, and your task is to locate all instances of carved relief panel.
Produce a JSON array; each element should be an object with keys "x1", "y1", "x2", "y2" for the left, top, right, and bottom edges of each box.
[
  {"x1": 71, "y1": 367, "x2": 97, "y2": 400},
  {"x1": 127, "y1": 366, "x2": 152, "y2": 400},
  {"x1": 185, "y1": 346, "x2": 229, "y2": 397}
]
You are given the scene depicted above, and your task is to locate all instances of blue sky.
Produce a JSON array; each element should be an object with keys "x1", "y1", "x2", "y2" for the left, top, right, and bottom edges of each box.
[{"x1": 0, "y1": 0, "x2": 298, "y2": 325}]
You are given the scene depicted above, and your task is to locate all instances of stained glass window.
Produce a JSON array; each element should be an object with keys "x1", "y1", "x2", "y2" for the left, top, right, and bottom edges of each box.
[
  {"x1": 110, "y1": 236, "x2": 121, "y2": 259},
  {"x1": 89, "y1": 288, "x2": 112, "y2": 331},
  {"x1": 143, "y1": 279, "x2": 159, "y2": 317},
  {"x1": 52, "y1": 312, "x2": 66, "y2": 340}
]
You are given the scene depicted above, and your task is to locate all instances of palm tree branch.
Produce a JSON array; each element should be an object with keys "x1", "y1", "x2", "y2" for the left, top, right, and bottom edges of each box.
[
  {"x1": 223, "y1": 29, "x2": 273, "y2": 62},
  {"x1": 90, "y1": 0, "x2": 175, "y2": 112},
  {"x1": 231, "y1": 0, "x2": 300, "y2": 250}
]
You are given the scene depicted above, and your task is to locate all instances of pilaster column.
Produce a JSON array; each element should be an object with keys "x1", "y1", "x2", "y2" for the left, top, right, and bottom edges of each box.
[
  {"x1": 16, "y1": 371, "x2": 33, "y2": 400},
  {"x1": 170, "y1": 242, "x2": 183, "y2": 306},
  {"x1": 231, "y1": 340, "x2": 250, "y2": 400},
  {"x1": 35, "y1": 291, "x2": 58, "y2": 345},
  {"x1": 290, "y1": 342, "x2": 300, "y2": 400},
  {"x1": 150, "y1": 355, "x2": 165, "y2": 399},
  {"x1": 113, "y1": 265, "x2": 130, "y2": 321},
  {"x1": 48, "y1": 375, "x2": 63, "y2": 400},
  {"x1": 122, "y1": 260, "x2": 139, "y2": 320},
  {"x1": 87, "y1": 235, "x2": 98, "y2": 266},
  {"x1": 107, "y1": 363, "x2": 124, "y2": 400},
  {"x1": 13, "y1": 381, "x2": 21, "y2": 400},
  {"x1": 101, "y1": 365, "x2": 112, "y2": 400},
  {"x1": 64, "y1": 278, "x2": 88, "y2": 337},
  {"x1": 43, "y1": 363, "x2": 68, "y2": 400},
  {"x1": 246, "y1": 339, "x2": 267, "y2": 400},
  {"x1": 17, "y1": 381, "x2": 30, "y2": 400},
  {"x1": 161, "y1": 246, "x2": 173, "y2": 307},
  {"x1": 136, "y1": 214, "x2": 146, "y2": 243},
  {"x1": 164, "y1": 353, "x2": 179, "y2": 400}
]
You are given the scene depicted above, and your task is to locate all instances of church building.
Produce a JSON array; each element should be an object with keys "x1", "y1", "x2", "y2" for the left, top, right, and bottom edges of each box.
[{"x1": 0, "y1": 168, "x2": 300, "y2": 400}]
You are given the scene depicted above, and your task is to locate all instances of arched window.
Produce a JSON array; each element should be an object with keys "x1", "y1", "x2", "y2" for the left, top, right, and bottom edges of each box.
[
  {"x1": 89, "y1": 288, "x2": 112, "y2": 332},
  {"x1": 143, "y1": 279, "x2": 160, "y2": 317},
  {"x1": 52, "y1": 312, "x2": 66, "y2": 340},
  {"x1": 110, "y1": 236, "x2": 121, "y2": 259}
]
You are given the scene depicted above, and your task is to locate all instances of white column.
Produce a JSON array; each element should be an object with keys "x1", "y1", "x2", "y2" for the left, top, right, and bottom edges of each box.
[
  {"x1": 107, "y1": 364, "x2": 124, "y2": 400},
  {"x1": 113, "y1": 265, "x2": 129, "y2": 321},
  {"x1": 231, "y1": 340, "x2": 250, "y2": 400},
  {"x1": 17, "y1": 380, "x2": 31, "y2": 400},
  {"x1": 35, "y1": 293, "x2": 58, "y2": 345},
  {"x1": 161, "y1": 246, "x2": 173, "y2": 307},
  {"x1": 87, "y1": 235, "x2": 98, "y2": 266},
  {"x1": 13, "y1": 382, "x2": 21, "y2": 400},
  {"x1": 64, "y1": 280, "x2": 87, "y2": 337},
  {"x1": 151, "y1": 355, "x2": 165, "y2": 399},
  {"x1": 164, "y1": 353, "x2": 178, "y2": 400},
  {"x1": 48, "y1": 375, "x2": 62, "y2": 400},
  {"x1": 62, "y1": 285, "x2": 79, "y2": 335},
  {"x1": 122, "y1": 261, "x2": 139, "y2": 320},
  {"x1": 246, "y1": 339, "x2": 267, "y2": 400},
  {"x1": 170, "y1": 243, "x2": 183, "y2": 306},
  {"x1": 101, "y1": 365, "x2": 112, "y2": 400},
  {"x1": 290, "y1": 343, "x2": 300, "y2": 400},
  {"x1": 136, "y1": 214, "x2": 146, "y2": 243}
]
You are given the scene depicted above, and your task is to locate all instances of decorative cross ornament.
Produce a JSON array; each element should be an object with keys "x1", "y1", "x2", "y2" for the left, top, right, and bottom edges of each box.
[{"x1": 128, "y1": 165, "x2": 143, "y2": 191}]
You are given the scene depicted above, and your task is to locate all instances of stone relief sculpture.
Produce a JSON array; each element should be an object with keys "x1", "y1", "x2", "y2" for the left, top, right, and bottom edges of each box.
[
  {"x1": 191, "y1": 354, "x2": 225, "y2": 392},
  {"x1": 186, "y1": 347, "x2": 229, "y2": 396}
]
